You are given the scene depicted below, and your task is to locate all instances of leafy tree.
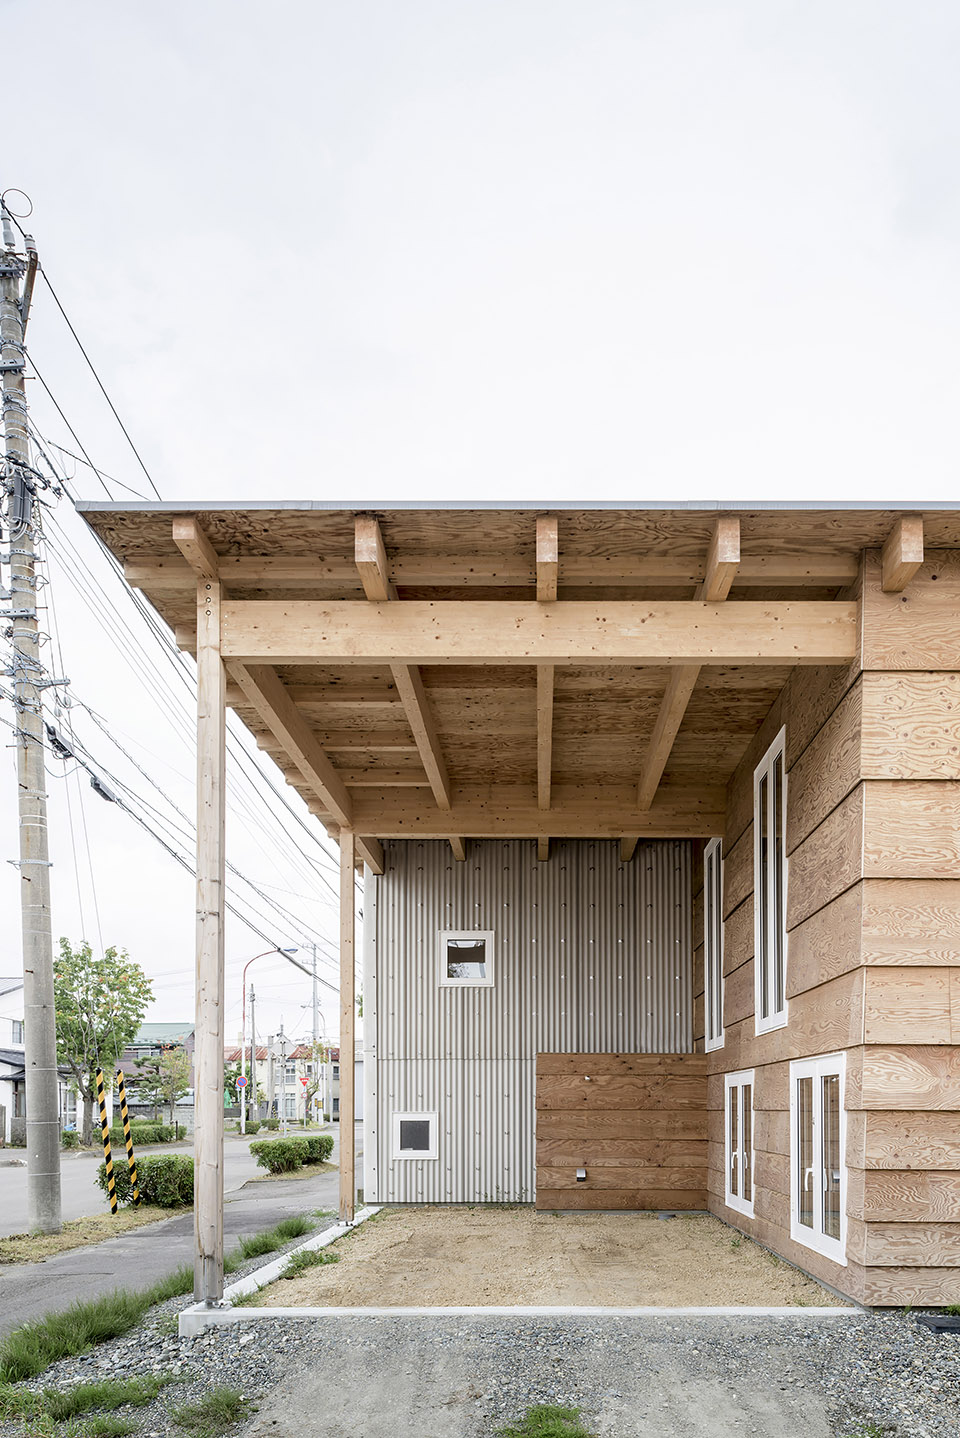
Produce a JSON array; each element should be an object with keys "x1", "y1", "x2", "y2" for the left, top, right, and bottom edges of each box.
[
  {"x1": 155, "y1": 1046, "x2": 191, "y2": 1123},
  {"x1": 132, "y1": 1054, "x2": 165, "y2": 1118},
  {"x1": 53, "y1": 939, "x2": 154, "y2": 1146}
]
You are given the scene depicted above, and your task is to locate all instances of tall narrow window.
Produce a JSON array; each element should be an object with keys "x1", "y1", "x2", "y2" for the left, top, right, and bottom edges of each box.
[
  {"x1": 724, "y1": 1070, "x2": 754, "y2": 1217},
  {"x1": 704, "y1": 838, "x2": 724, "y2": 1051},
  {"x1": 790, "y1": 1054, "x2": 846, "y2": 1263},
  {"x1": 754, "y1": 729, "x2": 788, "y2": 1032}
]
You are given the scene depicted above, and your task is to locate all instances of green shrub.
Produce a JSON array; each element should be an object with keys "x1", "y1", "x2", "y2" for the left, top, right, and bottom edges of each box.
[
  {"x1": 60, "y1": 1129, "x2": 81, "y2": 1150},
  {"x1": 110, "y1": 1122, "x2": 174, "y2": 1146},
  {"x1": 97, "y1": 1154, "x2": 193, "y2": 1208},
  {"x1": 264, "y1": 1116, "x2": 279, "y2": 1131},
  {"x1": 303, "y1": 1134, "x2": 334, "y2": 1163},
  {"x1": 249, "y1": 1138, "x2": 309, "y2": 1174},
  {"x1": 245, "y1": 1120, "x2": 261, "y2": 1135}
]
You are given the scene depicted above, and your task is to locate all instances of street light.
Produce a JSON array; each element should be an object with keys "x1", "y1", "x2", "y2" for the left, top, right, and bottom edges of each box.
[{"x1": 239, "y1": 948, "x2": 297, "y2": 1135}]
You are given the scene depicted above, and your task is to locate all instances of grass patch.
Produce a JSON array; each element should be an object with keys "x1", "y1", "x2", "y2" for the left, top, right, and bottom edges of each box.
[
  {"x1": 0, "y1": 1207, "x2": 190, "y2": 1265},
  {"x1": 280, "y1": 1247, "x2": 340, "y2": 1279},
  {"x1": 235, "y1": 1214, "x2": 314, "y2": 1260},
  {"x1": 0, "y1": 1216, "x2": 315, "y2": 1382},
  {"x1": 172, "y1": 1386, "x2": 249, "y2": 1433},
  {"x1": 498, "y1": 1405, "x2": 595, "y2": 1438}
]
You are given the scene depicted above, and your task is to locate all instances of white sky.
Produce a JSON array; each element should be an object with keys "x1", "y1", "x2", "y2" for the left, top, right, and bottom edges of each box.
[{"x1": 2, "y1": 0, "x2": 959, "y2": 1042}]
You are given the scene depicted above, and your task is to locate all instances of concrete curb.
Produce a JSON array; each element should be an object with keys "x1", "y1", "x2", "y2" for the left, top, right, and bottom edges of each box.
[{"x1": 178, "y1": 1206, "x2": 381, "y2": 1335}]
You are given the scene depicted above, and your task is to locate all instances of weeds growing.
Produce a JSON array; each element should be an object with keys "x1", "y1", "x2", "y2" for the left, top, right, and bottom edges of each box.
[
  {"x1": 498, "y1": 1404, "x2": 596, "y2": 1438},
  {"x1": 172, "y1": 1385, "x2": 249, "y2": 1433},
  {"x1": 280, "y1": 1247, "x2": 340, "y2": 1279}
]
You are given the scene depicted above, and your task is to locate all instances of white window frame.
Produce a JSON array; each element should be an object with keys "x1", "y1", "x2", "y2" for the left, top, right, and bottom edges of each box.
[
  {"x1": 724, "y1": 1070, "x2": 755, "y2": 1217},
  {"x1": 438, "y1": 929, "x2": 495, "y2": 988},
  {"x1": 753, "y1": 727, "x2": 788, "y2": 1034},
  {"x1": 392, "y1": 1110, "x2": 438, "y2": 1161},
  {"x1": 704, "y1": 837, "x2": 724, "y2": 1051},
  {"x1": 789, "y1": 1053, "x2": 847, "y2": 1265}
]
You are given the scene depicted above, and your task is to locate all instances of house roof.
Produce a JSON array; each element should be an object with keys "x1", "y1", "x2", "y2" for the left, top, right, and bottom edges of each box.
[
  {"x1": 79, "y1": 502, "x2": 949, "y2": 851},
  {"x1": 130, "y1": 1023, "x2": 194, "y2": 1045},
  {"x1": 0, "y1": 978, "x2": 23, "y2": 998}
]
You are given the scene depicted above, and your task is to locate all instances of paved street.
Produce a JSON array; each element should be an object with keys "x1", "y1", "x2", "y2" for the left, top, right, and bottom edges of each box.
[{"x1": 0, "y1": 1124, "x2": 360, "y2": 1334}]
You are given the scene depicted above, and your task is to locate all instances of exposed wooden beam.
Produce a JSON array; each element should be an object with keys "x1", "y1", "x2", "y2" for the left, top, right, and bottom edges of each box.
[
  {"x1": 536, "y1": 516, "x2": 559, "y2": 602},
  {"x1": 357, "y1": 835, "x2": 384, "y2": 874},
  {"x1": 701, "y1": 516, "x2": 741, "y2": 601},
  {"x1": 537, "y1": 837, "x2": 550, "y2": 861},
  {"x1": 345, "y1": 784, "x2": 726, "y2": 839},
  {"x1": 227, "y1": 683, "x2": 403, "y2": 708},
  {"x1": 309, "y1": 732, "x2": 418, "y2": 754},
  {"x1": 355, "y1": 516, "x2": 396, "y2": 601},
  {"x1": 219, "y1": 597, "x2": 857, "y2": 667},
  {"x1": 338, "y1": 769, "x2": 431, "y2": 787},
  {"x1": 227, "y1": 662, "x2": 354, "y2": 827},
  {"x1": 130, "y1": 551, "x2": 860, "y2": 592},
  {"x1": 172, "y1": 516, "x2": 220, "y2": 580},
  {"x1": 620, "y1": 837, "x2": 639, "y2": 863},
  {"x1": 449, "y1": 837, "x2": 466, "y2": 861},
  {"x1": 353, "y1": 516, "x2": 452, "y2": 811},
  {"x1": 537, "y1": 664, "x2": 554, "y2": 810},
  {"x1": 881, "y1": 515, "x2": 924, "y2": 593},
  {"x1": 637, "y1": 518, "x2": 741, "y2": 811}
]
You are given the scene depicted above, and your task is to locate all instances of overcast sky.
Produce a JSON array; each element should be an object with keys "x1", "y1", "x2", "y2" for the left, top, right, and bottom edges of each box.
[{"x1": 2, "y1": 1, "x2": 959, "y2": 1045}]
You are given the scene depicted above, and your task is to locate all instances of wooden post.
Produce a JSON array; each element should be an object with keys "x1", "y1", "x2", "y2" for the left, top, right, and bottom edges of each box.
[
  {"x1": 339, "y1": 828, "x2": 356, "y2": 1222},
  {"x1": 193, "y1": 567, "x2": 226, "y2": 1302}
]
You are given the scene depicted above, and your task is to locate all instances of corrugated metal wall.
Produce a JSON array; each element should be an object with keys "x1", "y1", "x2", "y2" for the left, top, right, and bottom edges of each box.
[{"x1": 367, "y1": 838, "x2": 693, "y2": 1203}]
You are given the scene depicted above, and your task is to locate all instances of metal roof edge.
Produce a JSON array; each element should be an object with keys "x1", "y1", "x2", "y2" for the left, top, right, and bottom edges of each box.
[{"x1": 74, "y1": 499, "x2": 960, "y2": 514}]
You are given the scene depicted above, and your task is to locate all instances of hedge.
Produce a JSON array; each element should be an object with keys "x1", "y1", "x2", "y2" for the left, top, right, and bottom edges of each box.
[
  {"x1": 109, "y1": 1123, "x2": 175, "y2": 1146},
  {"x1": 60, "y1": 1129, "x2": 81, "y2": 1150},
  {"x1": 248, "y1": 1134, "x2": 333, "y2": 1174},
  {"x1": 96, "y1": 1153, "x2": 194, "y2": 1208}
]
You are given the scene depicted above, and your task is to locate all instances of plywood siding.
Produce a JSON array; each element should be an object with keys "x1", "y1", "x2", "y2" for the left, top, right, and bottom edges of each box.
[
  {"x1": 708, "y1": 551, "x2": 960, "y2": 1304},
  {"x1": 535, "y1": 1053, "x2": 707, "y2": 1211}
]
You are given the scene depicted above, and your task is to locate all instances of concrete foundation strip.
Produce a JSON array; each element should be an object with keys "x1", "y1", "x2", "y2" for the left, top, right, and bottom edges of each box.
[{"x1": 178, "y1": 1205, "x2": 863, "y2": 1335}]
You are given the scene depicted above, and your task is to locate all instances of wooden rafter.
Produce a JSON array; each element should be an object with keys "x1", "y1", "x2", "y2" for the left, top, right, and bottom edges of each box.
[
  {"x1": 537, "y1": 837, "x2": 550, "y2": 861},
  {"x1": 219, "y1": 594, "x2": 856, "y2": 667},
  {"x1": 449, "y1": 837, "x2": 466, "y2": 861},
  {"x1": 537, "y1": 664, "x2": 554, "y2": 811},
  {"x1": 620, "y1": 837, "x2": 639, "y2": 863},
  {"x1": 354, "y1": 516, "x2": 452, "y2": 810},
  {"x1": 881, "y1": 515, "x2": 924, "y2": 593},
  {"x1": 536, "y1": 515, "x2": 559, "y2": 601},
  {"x1": 636, "y1": 517, "x2": 741, "y2": 812}
]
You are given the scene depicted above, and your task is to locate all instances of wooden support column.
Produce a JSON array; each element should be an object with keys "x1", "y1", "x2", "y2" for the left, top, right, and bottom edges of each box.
[
  {"x1": 174, "y1": 520, "x2": 226, "y2": 1304},
  {"x1": 449, "y1": 837, "x2": 466, "y2": 861},
  {"x1": 339, "y1": 828, "x2": 357, "y2": 1224},
  {"x1": 536, "y1": 517, "x2": 558, "y2": 841}
]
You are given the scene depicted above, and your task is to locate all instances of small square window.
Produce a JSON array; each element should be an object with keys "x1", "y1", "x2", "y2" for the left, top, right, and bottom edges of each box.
[
  {"x1": 438, "y1": 930, "x2": 495, "y2": 987},
  {"x1": 392, "y1": 1110, "x2": 438, "y2": 1160}
]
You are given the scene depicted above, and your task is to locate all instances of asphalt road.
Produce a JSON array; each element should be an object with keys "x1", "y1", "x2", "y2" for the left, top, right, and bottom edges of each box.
[{"x1": 0, "y1": 1124, "x2": 360, "y2": 1333}]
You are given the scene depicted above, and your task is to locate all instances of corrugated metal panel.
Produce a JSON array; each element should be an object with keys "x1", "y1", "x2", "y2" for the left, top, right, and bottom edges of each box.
[{"x1": 374, "y1": 838, "x2": 692, "y2": 1202}]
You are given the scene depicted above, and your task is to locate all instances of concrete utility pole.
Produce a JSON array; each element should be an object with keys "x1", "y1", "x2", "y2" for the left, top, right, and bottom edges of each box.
[
  {"x1": 1, "y1": 199, "x2": 61, "y2": 1234},
  {"x1": 277, "y1": 1027, "x2": 288, "y2": 1135},
  {"x1": 249, "y1": 985, "x2": 257, "y2": 1124}
]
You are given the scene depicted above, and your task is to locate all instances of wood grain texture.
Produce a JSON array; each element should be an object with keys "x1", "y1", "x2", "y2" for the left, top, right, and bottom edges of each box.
[
  {"x1": 853, "y1": 1169, "x2": 960, "y2": 1222},
  {"x1": 858, "y1": 1046, "x2": 960, "y2": 1111},
  {"x1": 785, "y1": 785, "x2": 863, "y2": 931},
  {"x1": 722, "y1": 825, "x2": 753, "y2": 919},
  {"x1": 863, "y1": 968, "x2": 953, "y2": 1045},
  {"x1": 862, "y1": 879, "x2": 960, "y2": 965},
  {"x1": 861, "y1": 672, "x2": 960, "y2": 780},
  {"x1": 859, "y1": 1267, "x2": 960, "y2": 1306},
  {"x1": 880, "y1": 516, "x2": 924, "y2": 594},
  {"x1": 535, "y1": 1053, "x2": 707, "y2": 1211},
  {"x1": 787, "y1": 884, "x2": 863, "y2": 996},
  {"x1": 862, "y1": 549, "x2": 960, "y2": 670},
  {"x1": 849, "y1": 1218, "x2": 960, "y2": 1267},
  {"x1": 864, "y1": 782, "x2": 960, "y2": 879},
  {"x1": 849, "y1": 1111, "x2": 960, "y2": 1171},
  {"x1": 786, "y1": 681, "x2": 862, "y2": 851}
]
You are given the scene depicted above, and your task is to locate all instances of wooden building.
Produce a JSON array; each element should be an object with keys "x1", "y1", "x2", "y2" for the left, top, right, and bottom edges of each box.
[{"x1": 79, "y1": 501, "x2": 960, "y2": 1308}]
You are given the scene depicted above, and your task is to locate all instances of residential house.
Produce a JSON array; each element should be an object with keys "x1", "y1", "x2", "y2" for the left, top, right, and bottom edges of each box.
[
  {"x1": 0, "y1": 976, "x2": 73, "y2": 1142},
  {"x1": 83, "y1": 499, "x2": 960, "y2": 1306}
]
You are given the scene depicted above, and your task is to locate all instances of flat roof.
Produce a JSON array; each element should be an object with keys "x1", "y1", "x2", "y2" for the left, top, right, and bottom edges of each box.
[{"x1": 77, "y1": 499, "x2": 960, "y2": 514}]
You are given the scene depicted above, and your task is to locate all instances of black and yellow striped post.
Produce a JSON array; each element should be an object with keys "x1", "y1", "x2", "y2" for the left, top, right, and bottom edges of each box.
[
  {"x1": 115, "y1": 1068, "x2": 141, "y2": 1207},
  {"x1": 96, "y1": 1066, "x2": 118, "y2": 1215}
]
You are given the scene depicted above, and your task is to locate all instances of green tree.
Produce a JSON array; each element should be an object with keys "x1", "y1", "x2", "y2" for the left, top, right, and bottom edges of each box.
[
  {"x1": 53, "y1": 939, "x2": 154, "y2": 1146},
  {"x1": 156, "y1": 1046, "x2": 191, "y2": 1124}
]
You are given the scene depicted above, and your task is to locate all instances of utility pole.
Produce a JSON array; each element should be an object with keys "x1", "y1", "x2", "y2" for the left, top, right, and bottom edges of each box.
[
  {"x1": 1, "y1": 198, "x2": 61, "y2": 1233},
  {"x1": 248, "y1": 985, "x2": 257, "y2": 1125},
  {"x1": 277, "y1": 1026, "x2": 288, "y2": 1136},
  {"x1": 310, "y1": 944, "x2": 319, "y2": 1045}
]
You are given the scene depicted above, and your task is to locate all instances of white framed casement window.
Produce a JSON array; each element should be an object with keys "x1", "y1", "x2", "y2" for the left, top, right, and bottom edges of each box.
[
  {"x1": 724, "y1": 1070, "x2": 755, "y2": 1217},
  {"x1": 392, "y1": 1111, "x2": 438, "y2": 1160},
  {"x1": 790, "y1": 1053, "x2": 847, "y2": 1264},
  {"x1": 753, "y1": 727, "x2": 788, "y2": 1033},
  {"x1": 438, "y1": 930, "x2": 495, "y2": 987},
  {"x1": 704, "y1": 837, "x2": 724, "y2": 1051}
]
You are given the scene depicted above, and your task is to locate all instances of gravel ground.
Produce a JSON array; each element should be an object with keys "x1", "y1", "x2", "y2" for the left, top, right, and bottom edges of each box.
[{"x1": 1, "y1": 1296, "x2": 958, "y2": 1436}]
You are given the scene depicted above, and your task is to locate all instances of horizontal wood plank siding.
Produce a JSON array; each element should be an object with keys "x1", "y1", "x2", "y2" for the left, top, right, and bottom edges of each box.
[{"x1": 535, "y1": 1053, "x2": 707, "y2": 1210}]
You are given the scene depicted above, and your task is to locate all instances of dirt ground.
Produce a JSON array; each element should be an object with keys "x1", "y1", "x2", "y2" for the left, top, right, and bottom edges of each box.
[{"x1": 259, "y1": 1206, "x2": 844, "y2": 1308}]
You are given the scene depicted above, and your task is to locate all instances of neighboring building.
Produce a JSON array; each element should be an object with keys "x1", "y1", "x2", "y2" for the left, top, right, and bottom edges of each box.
[
  {"x1": 224, "y1": 1042, "x2": 361, "y2": 1124},
  {"x1": 84, "y1": 499, "x2": 960, "y2": 1306},
  {"x1": 121, "y1": 1023, "x2": 195, "y2": 1084},
  {"x1": 0, "y1": 976, "x2": 71, "y2": 1142}
]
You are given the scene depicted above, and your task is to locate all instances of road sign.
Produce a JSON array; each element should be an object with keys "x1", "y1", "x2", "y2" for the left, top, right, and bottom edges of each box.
[
  {"x1": 299, "y1": 1076, "x2": 309, "y2": 1087},
  {"x1": 236, "y1": 1075, "x2": 248, "y2": 1088}
]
